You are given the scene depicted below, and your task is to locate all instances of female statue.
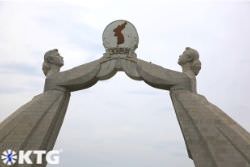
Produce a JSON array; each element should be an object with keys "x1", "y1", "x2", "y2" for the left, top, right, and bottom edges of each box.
[
  {"x1": 0, "y1": 49, "x2": 101, "y2": 166},
  {"x1": 137, "y1": 47, "x2": 250, "y2": 167}
]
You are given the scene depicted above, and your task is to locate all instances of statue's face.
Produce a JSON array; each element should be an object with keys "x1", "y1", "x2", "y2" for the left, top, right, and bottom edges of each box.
[
  {"x1": 178, "y1": 55, "x2": 185, "y2": 65},
  {"x1": 178, "y1": 53, "x2": 191, "y2": 65},
  {"x1": 57, "y1": 55, "x2": 64, "y2": 66},
  {"x1": 52, "y1": 52, "x2": 64, "y2": 66},
  {"x1": 42, "y1": 50, "x2": 64, "y2": 76}
]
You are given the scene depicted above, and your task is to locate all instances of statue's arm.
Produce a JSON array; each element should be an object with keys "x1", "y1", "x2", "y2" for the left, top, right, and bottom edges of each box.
[
  {"x1": 49, "y1": 59, "x2": 101, "y2": 92},
  {"x1": 137, "y1": 59, "x2": 187, "y2": 90}
]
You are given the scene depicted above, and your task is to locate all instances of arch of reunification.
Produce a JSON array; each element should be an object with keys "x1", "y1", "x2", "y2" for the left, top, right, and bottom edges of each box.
[{"x1": 0, "y1": 20, "x2": 249, "y2": 167}]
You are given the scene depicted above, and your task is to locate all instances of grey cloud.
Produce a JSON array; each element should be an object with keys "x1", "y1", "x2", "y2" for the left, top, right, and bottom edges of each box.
[
  {"x1": 0, "y1": 63, "x2": 40, "y2": 76},
  {"x1": 125, "y1": 90, "x2": 162, "y2": 95}
]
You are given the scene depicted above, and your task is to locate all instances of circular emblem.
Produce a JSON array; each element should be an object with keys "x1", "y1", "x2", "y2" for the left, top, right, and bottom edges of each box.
[
  {"x1": 102, "y1": 20, "x2": 139, "y2": 55},
  {"x1": 1, "y1": 149, "x2": 17, "y2": 166}
]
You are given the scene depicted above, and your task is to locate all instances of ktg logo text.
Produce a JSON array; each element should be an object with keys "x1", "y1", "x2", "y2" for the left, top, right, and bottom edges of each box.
[{"x1": 1, "y1": 149, "x2": 61, "y2": 166}]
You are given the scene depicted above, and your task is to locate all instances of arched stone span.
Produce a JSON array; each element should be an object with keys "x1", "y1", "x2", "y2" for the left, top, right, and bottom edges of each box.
[{"x1": 44, "y1": 55, "x2": 143, "y2": 93}]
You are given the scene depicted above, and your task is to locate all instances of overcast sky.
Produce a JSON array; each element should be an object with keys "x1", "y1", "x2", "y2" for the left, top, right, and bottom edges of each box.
[{"x1": 0, "y1": 1, "x2": 250, "y2": 167}]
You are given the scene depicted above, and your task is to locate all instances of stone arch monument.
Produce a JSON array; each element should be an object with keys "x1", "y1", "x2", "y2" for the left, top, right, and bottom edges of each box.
[{"x1": 0, "y1": 20, "x2": 250, "y2": 167}]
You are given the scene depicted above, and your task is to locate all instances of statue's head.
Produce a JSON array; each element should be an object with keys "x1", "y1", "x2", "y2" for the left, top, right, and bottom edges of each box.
[
  {"x1": 42, "y1": 49, "x2": 64, "y2": 76},
  {"x1": 178, "y1": 47, "x2": 201, "y2": 75}
]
